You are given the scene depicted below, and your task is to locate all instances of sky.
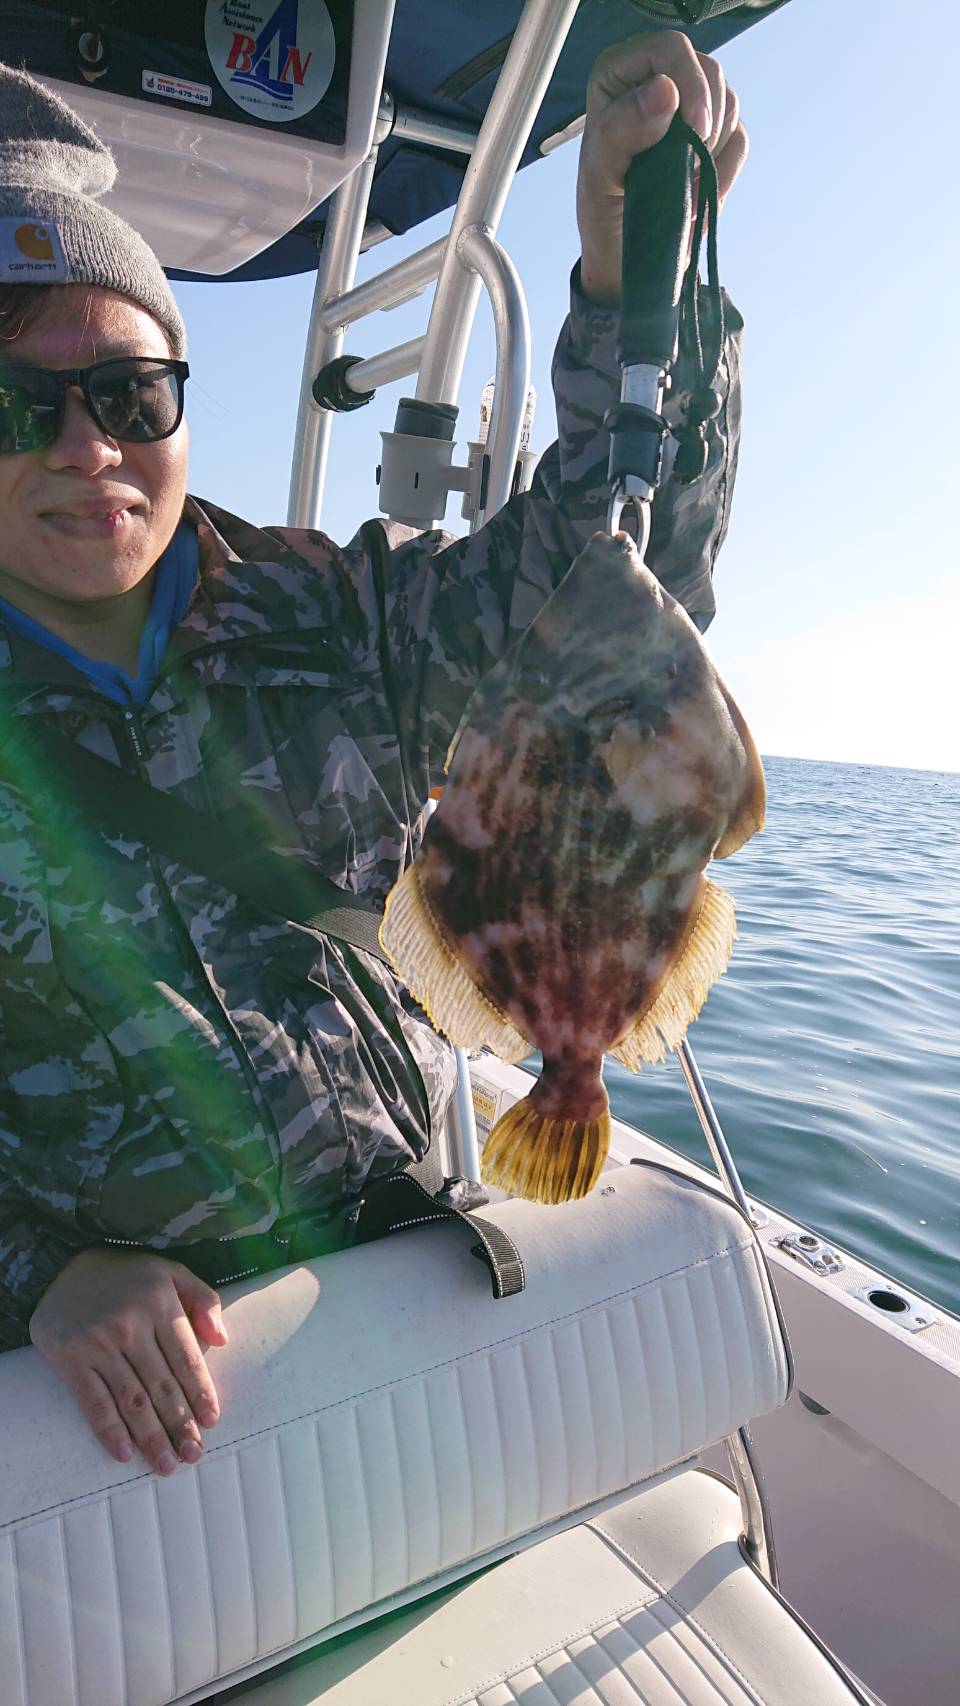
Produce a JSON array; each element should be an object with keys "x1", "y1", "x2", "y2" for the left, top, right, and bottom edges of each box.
[{"x1": 173, "y1": 0, "x2": 960, "y2": 773}]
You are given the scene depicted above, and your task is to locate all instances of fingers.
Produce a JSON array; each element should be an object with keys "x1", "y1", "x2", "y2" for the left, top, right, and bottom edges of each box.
[
  {"x1": 688, "y1": 71, "x2": 746, "y2": 224},
  {"x1": 117, "y1": 1343, "x2": 204, "y2": 1471},
  {"x1": 696, "y1": 52, "x2": 727, "y2": 155},
  {"x1": 715, "y1": 122, "x2": 749, "y2": 206},
  {"x1": 172, "y1": 1265, "x2": 228, "y2": 1348},
  {"x1": 582, "y1": 73, "x2": 680, "y2": 196},
  {"x1": 66, "y1": 1365, "x2": 136, "y2": 1466},
  {"x1": 62, "y1": 1345, "x2": 200, "y2": 1474},
  {"x1": 587, "y1": 30, "x2": 714, "y2": 141},
  {"x1": 711, "y1": 78, "x2": 740, "y2": 163},
  {"x1": 156, "y1": 1313, "x2": 222, "y2": 1431}
]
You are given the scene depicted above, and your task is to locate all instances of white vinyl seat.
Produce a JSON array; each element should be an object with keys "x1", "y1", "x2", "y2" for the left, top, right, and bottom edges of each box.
[
  {"x1": 2, "y1": 1161, "x2": 873, "y2": 1706},
  {"x1": 253, "y1": 1469, "x2": 873, "y2": 1706}
]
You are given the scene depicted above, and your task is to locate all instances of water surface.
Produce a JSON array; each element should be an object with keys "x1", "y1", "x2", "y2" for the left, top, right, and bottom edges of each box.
[{"x1": 604, "y1": 755, "x2": 960, "y2": 1314}]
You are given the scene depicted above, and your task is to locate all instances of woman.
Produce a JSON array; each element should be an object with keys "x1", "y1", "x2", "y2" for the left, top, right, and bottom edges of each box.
[{"x1": 0, "y1": 38, "x2": 747, "y2": 1475}]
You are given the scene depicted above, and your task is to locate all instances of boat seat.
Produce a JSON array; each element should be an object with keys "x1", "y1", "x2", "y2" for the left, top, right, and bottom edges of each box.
[
  {"x1": 0, "y1": 1162, "x2": 792, "y2": 1706},
  {"x1": 251, "y1": 1468, "x2": 876, "y2": 1706}
]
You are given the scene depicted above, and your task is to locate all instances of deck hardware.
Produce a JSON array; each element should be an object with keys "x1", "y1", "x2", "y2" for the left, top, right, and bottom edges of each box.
[
  {"x1": 772, "y1": 1232, "x2": 844, "y2": 1275},
  {"x1": 854, "y1": 1286, "x2": 937, "y2": 1334},
  {"x1": 748, "y1": 1203, "x2": 768, "y2": 1229}
]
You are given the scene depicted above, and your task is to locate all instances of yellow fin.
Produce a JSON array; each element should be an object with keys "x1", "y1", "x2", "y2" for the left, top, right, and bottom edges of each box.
[
  {"x1": 481, "y1": 1099, "x2": 610, "y2": 1204},
  {"x1": 714, "y1": 683, "x2": 766, "y2": 857},
  {"x1": 610, "y1": 878, "x2": 736, "y2": 1070},
  {"x1": 380, "y1": 863, "x2": 532, "y2": 1065}
]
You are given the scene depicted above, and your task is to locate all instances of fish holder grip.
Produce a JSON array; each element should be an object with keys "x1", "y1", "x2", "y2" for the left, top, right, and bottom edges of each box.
[
  {"x1": 617, "y1": 117, "x2": 696, "y2": 372},
  {"x1": 605, "y1": 400, "x2": 668, "y2": 495}
]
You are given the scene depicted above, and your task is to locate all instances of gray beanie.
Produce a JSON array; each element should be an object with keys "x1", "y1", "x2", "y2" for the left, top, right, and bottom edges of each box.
[{"x1": 0, "y1": 62, "x2": 186, "y2": 356}]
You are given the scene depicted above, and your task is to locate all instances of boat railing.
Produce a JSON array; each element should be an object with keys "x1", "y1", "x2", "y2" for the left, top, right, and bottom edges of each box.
[{"x1": 287, "y1": 0, "x2": 576, "y2": 535}]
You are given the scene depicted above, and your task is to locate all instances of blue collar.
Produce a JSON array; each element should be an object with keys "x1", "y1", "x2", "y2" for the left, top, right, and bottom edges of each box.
[{"x1": 0, "y1": 523, "x2": 200, "y2": 706}]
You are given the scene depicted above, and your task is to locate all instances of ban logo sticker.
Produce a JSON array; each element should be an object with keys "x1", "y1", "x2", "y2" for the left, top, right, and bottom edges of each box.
[
  {"x1": 0, "y1": 219, "x2": 68, "y2": 281},
  {"x1": 205, "y1": 0, "x2": 335, "y2": 124}
]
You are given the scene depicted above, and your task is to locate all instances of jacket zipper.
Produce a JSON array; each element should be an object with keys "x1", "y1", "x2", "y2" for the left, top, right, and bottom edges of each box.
[
  {"x1": 151, "y1": 628, "x2": 346, "y2": 691},
  {"x1": 115, "y1": 706, "x2": 283, "y2": 1163},
  {"x1": 121, "y1": 706, "x2": 148, "y2": 762}
]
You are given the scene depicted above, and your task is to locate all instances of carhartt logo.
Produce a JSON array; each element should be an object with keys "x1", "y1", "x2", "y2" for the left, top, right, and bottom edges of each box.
[
  {"x1": 14, "y1": 224, "x2": 54, "y2": 261},
  {"x1": 0, "y1": 217, "x2": 68, "y2": 281}
]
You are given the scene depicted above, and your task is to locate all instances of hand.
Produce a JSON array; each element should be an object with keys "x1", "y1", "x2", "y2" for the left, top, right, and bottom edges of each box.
[
  {"x1": 577, "y1": 31, "x2": 749, "y2": 306},
  {"x1": 30, "y1": 1247, "x2": 228, "y2": 1474}
]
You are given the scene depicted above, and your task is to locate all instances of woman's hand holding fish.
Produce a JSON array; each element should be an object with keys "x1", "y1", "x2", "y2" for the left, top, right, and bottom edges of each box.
[{"x1": 577, "y1": 31, "x2": 749, "y2": 308}]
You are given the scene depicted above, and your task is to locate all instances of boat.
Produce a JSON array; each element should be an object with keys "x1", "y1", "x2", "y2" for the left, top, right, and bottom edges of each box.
[{"x1": 2, "y1": 5, "x2": 957, "y2": 1704}]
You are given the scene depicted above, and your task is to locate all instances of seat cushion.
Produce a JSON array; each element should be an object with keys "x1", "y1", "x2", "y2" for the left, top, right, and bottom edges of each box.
[
  {"x1": 0, "y1": 1164, "x2": 790, "y2": 1706},
  {"x1": 255, "y1": 1470, "x2": 875, "y2": 1706}
]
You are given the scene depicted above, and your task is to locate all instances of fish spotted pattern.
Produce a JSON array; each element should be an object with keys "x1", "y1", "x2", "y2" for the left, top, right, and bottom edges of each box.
[{"x1": 381, "y1": 530, "x2": 765, "y2": 1203}]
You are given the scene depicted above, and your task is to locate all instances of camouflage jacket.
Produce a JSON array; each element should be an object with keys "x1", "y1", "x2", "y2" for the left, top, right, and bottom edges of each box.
[{"x1": 0, "y1": 279, "x2": 742, "y2": 1348}]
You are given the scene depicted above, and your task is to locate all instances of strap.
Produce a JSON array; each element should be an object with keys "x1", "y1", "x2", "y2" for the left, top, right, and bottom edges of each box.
[
  {"x1": 2, "y1": 720, "x2": 389, "y2": 962},
  {"x1": 357, "y1": 1169, "x2": 524, "y2": 1300}
]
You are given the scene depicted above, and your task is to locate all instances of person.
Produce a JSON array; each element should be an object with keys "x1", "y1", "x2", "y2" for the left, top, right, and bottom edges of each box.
[{"x1": 0, "y1": 33, "x2": 748, "y2": 1475}]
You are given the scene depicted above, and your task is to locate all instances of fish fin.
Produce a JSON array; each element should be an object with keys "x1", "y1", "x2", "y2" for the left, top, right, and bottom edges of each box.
[
  {"x1": 610, "y1": 878, "x2": 737, "y2": 1070},
  {"x1": 482, "y1": 1100, "x2": 611, "y2": 1204},
  {"x1": 380, "y1": 863, "x2": 532, "y2": 1065},
  {"x1": 714, "y1": 683, "x2": 766, "y2": 857}
]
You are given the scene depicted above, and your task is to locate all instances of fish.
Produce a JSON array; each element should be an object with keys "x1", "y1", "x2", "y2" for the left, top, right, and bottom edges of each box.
[{"x1": 380, "y1": 530, "x2": 766, "y2": 1205}]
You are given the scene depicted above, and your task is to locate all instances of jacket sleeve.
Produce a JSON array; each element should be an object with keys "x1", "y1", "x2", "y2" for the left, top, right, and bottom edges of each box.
[
  {"x1": 0, "y1": 1184, "x2": 88, "y2": 1351},
  {"x1": 360, "y1": 269, "x2": 743, "y2": 789},
  {"x1": 261, "y1": 269, "x2": 743, "y2": 796}
]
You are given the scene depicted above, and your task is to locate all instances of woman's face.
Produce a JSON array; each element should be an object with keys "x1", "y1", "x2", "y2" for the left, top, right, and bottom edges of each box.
[{"x1": 0, "y1": 286, "x2": 189, "y2": 621}]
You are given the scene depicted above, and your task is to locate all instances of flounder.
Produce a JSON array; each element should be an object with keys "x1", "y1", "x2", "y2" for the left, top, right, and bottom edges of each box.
[{"x1": 381, "y1": 530, "x2": 765, "y2": 1204}]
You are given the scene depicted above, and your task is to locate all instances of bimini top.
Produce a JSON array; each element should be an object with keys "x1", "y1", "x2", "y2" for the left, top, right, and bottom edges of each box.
[{"x1": 4, "y1": 0, "x2": 787, "y2": 282}]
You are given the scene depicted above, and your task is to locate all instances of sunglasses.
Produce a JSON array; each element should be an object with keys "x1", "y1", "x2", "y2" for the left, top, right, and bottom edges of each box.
[{"x1": 0, "y1": 356, "x2": 190, "y2": 455}]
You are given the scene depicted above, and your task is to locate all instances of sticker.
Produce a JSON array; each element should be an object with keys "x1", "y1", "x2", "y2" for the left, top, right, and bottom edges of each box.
[
  {"x1": 471, "y1": 1080, "x2": 503, "y2": 1141},
  {"x1": 0, "y1": 219, "x2": 68, "y2": 283},
  {"x1": 142, "y1": 70, "x2": 213, "y2": 109},
  {"x1": 205, "y1": 0, "x2": 335, "y2": 124}
]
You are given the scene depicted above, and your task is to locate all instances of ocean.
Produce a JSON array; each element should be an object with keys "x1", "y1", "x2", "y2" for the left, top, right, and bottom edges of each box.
[{"x1": 603, "y1": 754, "x2": 960, "y2": 1315}]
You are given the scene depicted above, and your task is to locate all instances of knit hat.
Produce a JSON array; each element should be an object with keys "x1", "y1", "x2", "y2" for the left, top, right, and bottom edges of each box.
[{"x1": 0, "y1": 62, "x2": 186, "y2": 355}]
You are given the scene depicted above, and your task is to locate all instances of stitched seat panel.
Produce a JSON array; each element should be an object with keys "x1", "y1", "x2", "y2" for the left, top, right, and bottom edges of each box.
[
  {"x1": 0, "y1": 1168, "x2": 791, "y2": 1706},
  {"x1": 298, "y1": 1474, "x2": 876, "y2": 1706}
]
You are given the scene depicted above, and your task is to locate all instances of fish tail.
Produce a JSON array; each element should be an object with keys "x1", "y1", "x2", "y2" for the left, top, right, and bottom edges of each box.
[{"x1": 481, "y1": 1072, "x2": 611, "y2": 1205}]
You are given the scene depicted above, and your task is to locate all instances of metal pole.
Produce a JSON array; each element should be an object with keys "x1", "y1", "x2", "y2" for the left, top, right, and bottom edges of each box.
[
  {"x1": 345, "y1": 337, "x2": 425, "y2": 395},
  {"x1": 415, "y1": 0, "x2": 580, "y2": 409},
  {"x1": 317, "y1": 237, "x2": 448, "y2": 335},
  {"x1": 419, "y1": 798, "x2": 485, "y2": 1196},
  {"x1": 286, "y1": 141, "x2": 382, "y2": 529},
  {"x1": 726, "y1": 1426, "x2": 780, "y2": 1587},
  {"x1": 457, "y1": 226, "x2": 531, "y2": 523},
  {"x1": 431, "y1": 227, "x2": 534, "y2": 1190},
  {"x1": 441, "y1": 1049, "x2": 486, "y2": 1200},
  {"x1": 389, "y1": 102, "x2": 478, "y2": 155},
  {"x1": 675, "y1": 1040, "x2": 779, "y2": 1584},
  {"x1": 674, "y1": 1037, "x2": 752, "y2": 1216}
]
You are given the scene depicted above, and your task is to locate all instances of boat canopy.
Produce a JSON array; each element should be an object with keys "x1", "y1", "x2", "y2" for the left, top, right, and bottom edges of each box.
[{"x1": 6, "y1": 0, "x2": 786, "y2": 282}]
